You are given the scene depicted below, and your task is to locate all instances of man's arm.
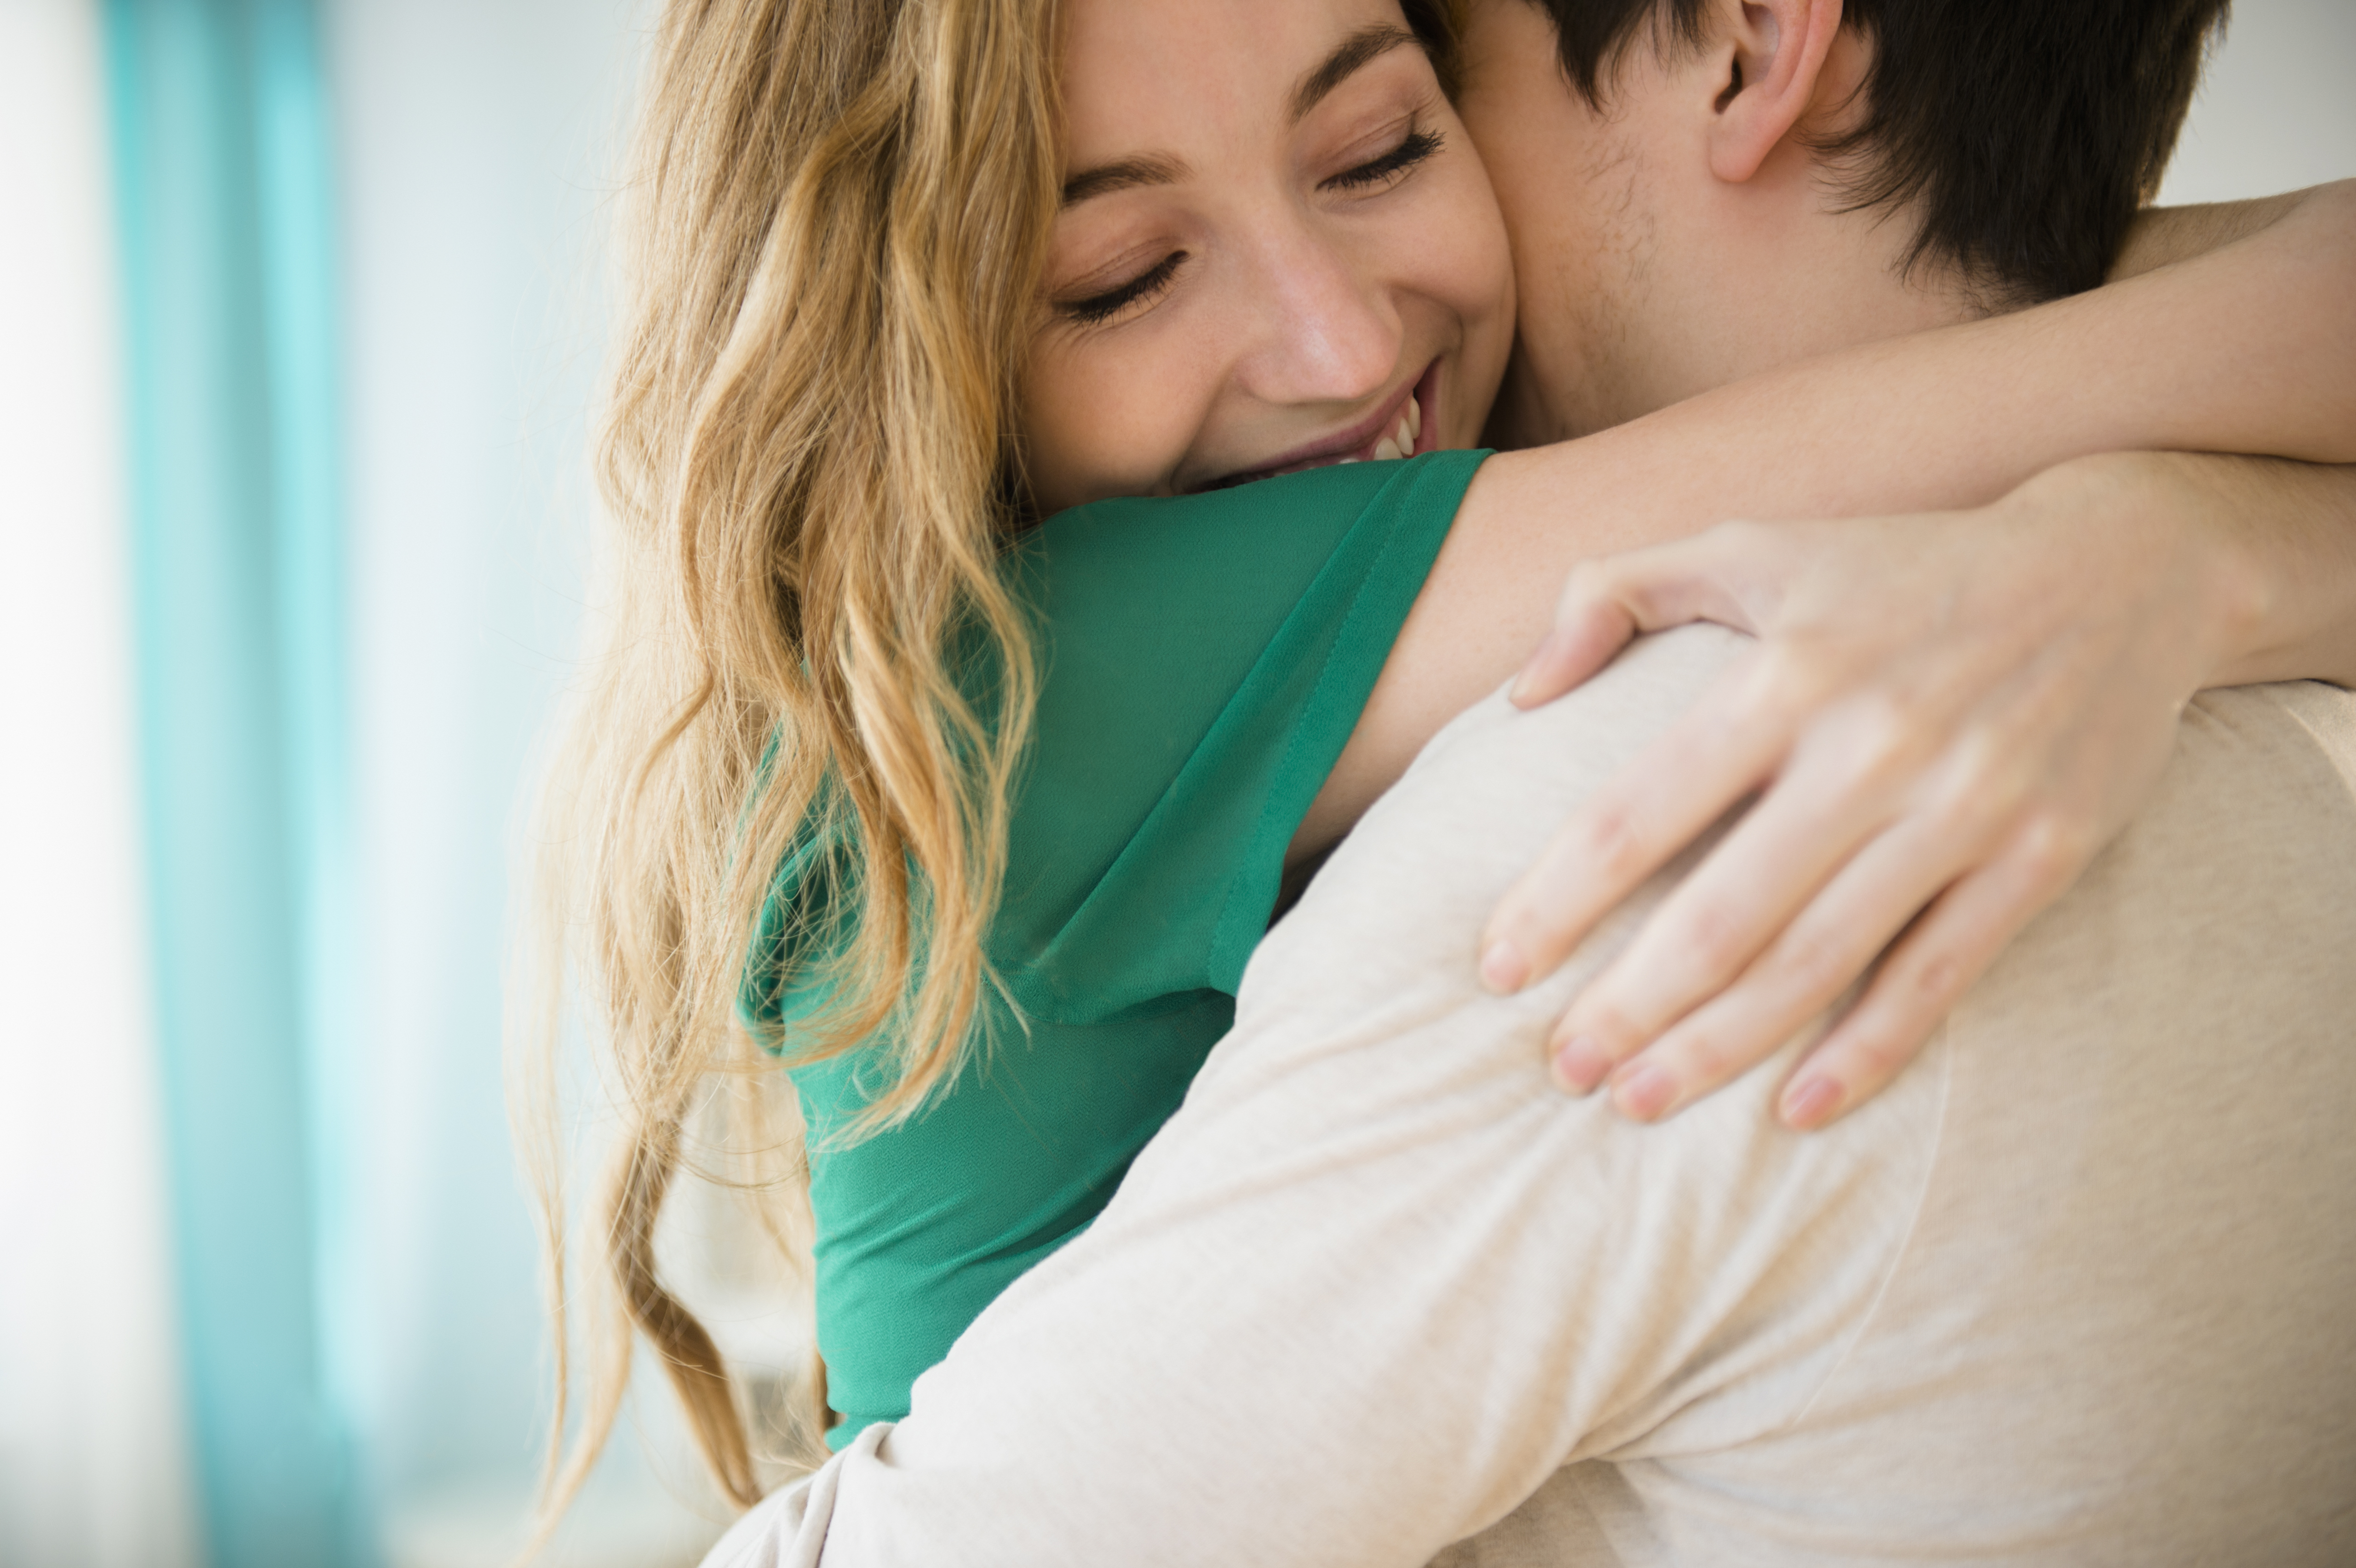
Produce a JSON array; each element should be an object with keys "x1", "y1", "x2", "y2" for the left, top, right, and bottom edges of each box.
[{"x1": 705, "y1": 630, "x2": 1937, "y2": 1568}]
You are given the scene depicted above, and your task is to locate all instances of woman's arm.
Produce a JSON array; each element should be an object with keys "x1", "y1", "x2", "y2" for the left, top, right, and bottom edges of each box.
[
  {"x1": 1482, "y1": 453, "x2": 2356, "y2": 1128},
  {"x1": 2109, "y1": 190, "x2": 2310, "y2": 281},
  {"x1": 1299, "y1": 178, "x2": 2356, "y2": 847},
  {"x1": 2200, "y1": 459, "x2": 2356, "y2": 687}
]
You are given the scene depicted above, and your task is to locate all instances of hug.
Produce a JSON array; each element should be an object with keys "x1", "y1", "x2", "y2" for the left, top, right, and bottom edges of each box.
[{"x1": 529, "y1": 0, "x2": 2356, "y2": 1561}]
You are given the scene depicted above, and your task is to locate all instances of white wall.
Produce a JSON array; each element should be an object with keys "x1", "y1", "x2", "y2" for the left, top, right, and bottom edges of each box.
[{"x1": 2160, "y1": 0, "x2": 2356, "y2": 206}]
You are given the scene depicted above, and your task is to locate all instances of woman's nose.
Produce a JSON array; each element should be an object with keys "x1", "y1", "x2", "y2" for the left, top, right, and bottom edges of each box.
[{"x1": 1235, "y1": 225, "x2": 1402, "y2": 410}]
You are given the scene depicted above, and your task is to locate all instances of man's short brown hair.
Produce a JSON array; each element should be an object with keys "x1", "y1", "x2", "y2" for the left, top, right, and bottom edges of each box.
[{"x1": 1532, "y1": 0, "x2": 2230, "y2": 304}]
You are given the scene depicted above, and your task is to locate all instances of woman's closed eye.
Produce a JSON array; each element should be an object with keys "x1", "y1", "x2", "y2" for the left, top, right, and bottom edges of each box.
[
  {"x1": 1052, "y1": 123, "x2": 1446, "y2": 330},
  {"x1": 1322, "y1": 124, "x2": 1443, "y2": 195},
  {"x1": 1055, "y1": 250, "x2": 1186, "y2": 326}
]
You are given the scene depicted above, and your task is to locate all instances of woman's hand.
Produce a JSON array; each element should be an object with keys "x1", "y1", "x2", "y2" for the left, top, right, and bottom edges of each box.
[{"x1": 1475, "y1": 453, "x2": 2307, "y2": 1130}]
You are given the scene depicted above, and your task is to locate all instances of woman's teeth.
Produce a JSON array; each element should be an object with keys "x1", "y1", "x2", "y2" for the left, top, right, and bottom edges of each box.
[{"x1": 1339, "y1": 393, "x2": 1423, "y2": 466}]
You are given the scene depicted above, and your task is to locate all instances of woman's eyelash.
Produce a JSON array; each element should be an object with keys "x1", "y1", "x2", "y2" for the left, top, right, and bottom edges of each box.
[
  {"x1": 1323, "y1": 126, "x2": 1444, "y2": 193},
  {"x1": 1057, "y1": 251, "x2": 1186, "y2": 325}
]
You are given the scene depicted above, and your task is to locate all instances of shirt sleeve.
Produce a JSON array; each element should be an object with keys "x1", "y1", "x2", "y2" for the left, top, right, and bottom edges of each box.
[
  {"x1": 703, "y1": 628, "x2": 1944, "y2": 1568},
  {"x1": 993, "y1": 447, "x2": 1488, "y2": 1018}
]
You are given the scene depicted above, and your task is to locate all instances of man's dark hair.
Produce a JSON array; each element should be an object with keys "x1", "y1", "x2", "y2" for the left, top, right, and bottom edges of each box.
[{"x1": 1534, "y1": 0, "x2": 2230, "y2": 304}]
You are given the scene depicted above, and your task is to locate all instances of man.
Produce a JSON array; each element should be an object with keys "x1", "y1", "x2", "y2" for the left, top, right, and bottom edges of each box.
[{"x1": 707, "y1": 0, "x2": 2356, "y2": 1560}]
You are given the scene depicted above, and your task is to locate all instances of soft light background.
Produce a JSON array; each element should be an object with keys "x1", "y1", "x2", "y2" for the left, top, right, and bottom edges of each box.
[{"x1": 0, "y1": 1, "x2": 2349, "y2": 1565}]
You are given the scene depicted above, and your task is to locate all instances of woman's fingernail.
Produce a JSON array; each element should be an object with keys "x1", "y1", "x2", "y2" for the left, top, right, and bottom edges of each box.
[
  {"x1": 1552, "y1": 1036, "x2": 1612, "y2": 1094},
  {"x1": 1509, "y1": 633, "x2": 1566, "y2": 706},
  {"x1": 1614, "y1": 1064, "x2": 1678, "y2": 1122},
  {"x1": 1479, "y1": 939, "x2": 1528, "y2": 994},
  {"x1": 1782, "y1": 1076, "x2": 1845, "y2": 1129}
]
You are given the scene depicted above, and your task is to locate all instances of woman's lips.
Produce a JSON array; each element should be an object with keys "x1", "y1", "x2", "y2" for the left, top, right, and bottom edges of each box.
[{"x1": 1201, "y1": 361, "x2": 1440, "y2": 490}]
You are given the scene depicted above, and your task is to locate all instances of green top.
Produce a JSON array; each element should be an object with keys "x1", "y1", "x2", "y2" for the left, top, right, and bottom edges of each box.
[{"x1": 740, "y1": 449, "x2": 1489, "y2": 1447}]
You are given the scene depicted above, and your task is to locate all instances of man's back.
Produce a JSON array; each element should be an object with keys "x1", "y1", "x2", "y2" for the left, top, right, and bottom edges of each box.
[{"x1": 707, "y1": 628, "x2": 2356, "y2": 1567}]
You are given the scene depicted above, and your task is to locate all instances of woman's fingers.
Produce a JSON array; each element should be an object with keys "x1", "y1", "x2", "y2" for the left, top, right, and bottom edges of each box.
[
  {"x1": 1580, "y1": 793, "x2": 1989, "y2": 1121},
  {"x1": 1540, "y1": 692, "x2": 1937, "y2": 1096},
  {"x1": 1511, "y1": 583, "x2": 1638, "y2": 711},
  {"x1": 1479, "y1": 649, "x2": 1793, "y2": 996},
  {"x1": 1776, "y1": 819, "x2": 2093, "y2": 1128},
  {"x1": 1493, "y1": 489, "x2": 2225, "y2": 1130},
  {"x1": 1511, "y1": 528, "x2": 1767, "y2": 709}
]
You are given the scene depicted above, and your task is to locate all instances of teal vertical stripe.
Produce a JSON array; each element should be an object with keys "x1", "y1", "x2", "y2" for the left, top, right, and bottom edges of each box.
[{"x1": 102, "y1": 2, "x2": 363, "y2": 1564}]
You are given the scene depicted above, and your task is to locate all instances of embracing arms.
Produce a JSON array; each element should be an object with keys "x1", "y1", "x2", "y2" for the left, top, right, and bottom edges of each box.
[
  {"x1": 703, "y1": 615, "x2": 2356, "y2": 1567},
  {"x1": 1302, "y1": 178, "x2": 2356, "y2": 850},
  {"x1": 1486, "y1": 452, "x2": 2356, "y2": 1127}
]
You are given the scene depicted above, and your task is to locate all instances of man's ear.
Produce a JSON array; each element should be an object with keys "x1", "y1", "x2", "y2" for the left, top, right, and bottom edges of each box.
[{"x1": 1705, "y1": 0, "x2": 1845, "y2": 184}]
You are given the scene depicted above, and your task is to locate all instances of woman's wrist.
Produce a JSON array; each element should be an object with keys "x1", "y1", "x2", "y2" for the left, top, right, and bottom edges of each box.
[{"x1": 2001, "y1": 451, "x2": 2276, "y2": 692}]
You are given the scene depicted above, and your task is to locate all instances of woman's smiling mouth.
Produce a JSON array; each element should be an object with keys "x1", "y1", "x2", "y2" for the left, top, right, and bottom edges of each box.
[{"x1": 1202, "y1": 360, "x2": 1440, "y2": 490}]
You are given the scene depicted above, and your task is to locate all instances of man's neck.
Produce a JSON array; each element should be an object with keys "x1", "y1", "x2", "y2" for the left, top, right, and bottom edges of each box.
[
  {"x1": 1475, "y1": 11, "x2": 1999, "y2": 449},
  {"x1": 1494, "y1": 214, "x2": 1989, "y2": 448}
]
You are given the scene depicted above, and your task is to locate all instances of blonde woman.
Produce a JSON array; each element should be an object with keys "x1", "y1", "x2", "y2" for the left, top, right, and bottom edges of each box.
[{"x1": 531, "y1": 0, "x2": 2356, "y2": 1525}]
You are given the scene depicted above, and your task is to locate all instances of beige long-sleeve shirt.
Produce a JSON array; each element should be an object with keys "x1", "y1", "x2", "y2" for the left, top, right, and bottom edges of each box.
[{"x1": 707, "y1": 627, "x2": 2356, "y2": 1568}]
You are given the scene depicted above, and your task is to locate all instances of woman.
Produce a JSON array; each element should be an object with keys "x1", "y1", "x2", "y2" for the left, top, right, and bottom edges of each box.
[{"x1": 527, "y1": 0, "x2": 2356, "y2": 1525}]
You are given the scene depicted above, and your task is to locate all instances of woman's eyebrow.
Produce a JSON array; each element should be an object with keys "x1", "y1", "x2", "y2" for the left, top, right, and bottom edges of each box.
[
  {"x1": 1289, "y1": 23, "x2": 1415, "y2": 126},
  {"x1": 1062, "y1": 153, "x2": 1190, "y2": 207},
  {"x1": 1060, "y1": 23, "x2": 1417, "y2": 208}
]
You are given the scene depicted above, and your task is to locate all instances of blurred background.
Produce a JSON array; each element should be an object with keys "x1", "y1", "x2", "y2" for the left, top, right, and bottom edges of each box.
[{"x1": 0, "y1": 1, "x2": 2349, "y2": 1565}]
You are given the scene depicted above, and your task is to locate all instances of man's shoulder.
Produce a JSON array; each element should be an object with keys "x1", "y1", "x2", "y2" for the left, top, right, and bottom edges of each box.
[{"x1": 1714, "y1": 673, "x2": 2356, "y2": 1560}]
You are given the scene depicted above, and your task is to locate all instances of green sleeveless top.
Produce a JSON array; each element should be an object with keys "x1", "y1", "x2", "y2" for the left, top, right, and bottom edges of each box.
[{"x1": 739, "y1": 450, "x2": 1489, "y2": 1448}]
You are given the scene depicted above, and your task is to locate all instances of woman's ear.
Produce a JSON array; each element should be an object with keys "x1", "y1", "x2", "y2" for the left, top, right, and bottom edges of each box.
[{"x1": 1705, "y1": 0, "x2": 1845, "y2": 185}]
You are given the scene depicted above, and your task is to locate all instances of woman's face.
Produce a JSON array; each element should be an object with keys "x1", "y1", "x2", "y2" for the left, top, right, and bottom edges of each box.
[{"x1": 1022, "y1": 0, "x2": 1516, "y2": 513}]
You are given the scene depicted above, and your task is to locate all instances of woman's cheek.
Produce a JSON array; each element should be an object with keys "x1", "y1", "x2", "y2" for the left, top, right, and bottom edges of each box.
[
  {"x1": 1021, "y1": 344, "x2": 1194, "y2": 512},
  {"x1": 1418, "y1": 163, "x2": 1516, "y2": 446},
  {"x1": 1017, "y1": 353, "x2": 1096, "y2": 514}
]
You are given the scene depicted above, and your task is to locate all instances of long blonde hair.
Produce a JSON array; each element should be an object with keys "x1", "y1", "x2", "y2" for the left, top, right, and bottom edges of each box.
[
  {"x1": 523, "y1": 0, "x2": 1059, "y2": 1521},
  {"x1": 523, "y1": 0, "x2": 1469, "y2": 1529}
]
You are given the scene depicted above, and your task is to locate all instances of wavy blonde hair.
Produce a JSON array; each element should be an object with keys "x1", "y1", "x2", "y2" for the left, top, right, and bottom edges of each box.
[{"x1": 522, "y1": 0, "x2": 1059, "y2": 1524}]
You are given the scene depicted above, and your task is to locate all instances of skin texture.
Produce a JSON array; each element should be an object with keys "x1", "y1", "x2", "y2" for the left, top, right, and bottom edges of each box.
[{"x1": 1023, "y1": 0, "x2": 1513, "y2": 511}]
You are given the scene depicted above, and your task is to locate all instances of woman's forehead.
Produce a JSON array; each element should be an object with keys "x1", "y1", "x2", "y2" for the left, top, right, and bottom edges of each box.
[{"x1": 1057, "y1": 0, "x2": 1420, "y2": 173}]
